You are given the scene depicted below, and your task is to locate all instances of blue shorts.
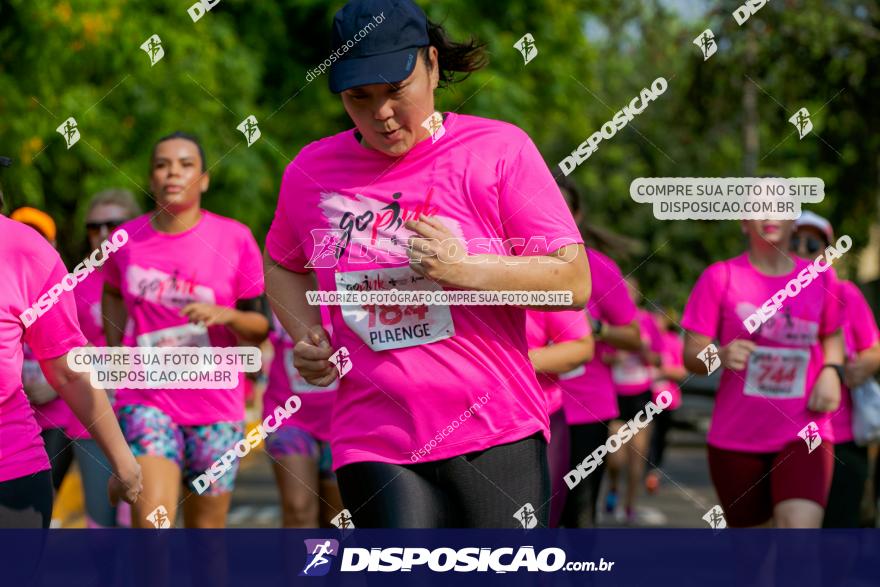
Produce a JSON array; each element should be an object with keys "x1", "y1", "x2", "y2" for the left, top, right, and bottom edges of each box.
[{"x1": 265, "y1": 425, "x2": 335, "y2": 480}]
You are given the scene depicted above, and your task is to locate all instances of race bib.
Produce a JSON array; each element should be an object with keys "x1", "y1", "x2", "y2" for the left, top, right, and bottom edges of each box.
[
  {"x1": 744, "y1": 346, "x2": 809, "y2": 399},
  {"x1": 335, "y1": 266, "x2": 455, "y2": 352},
  {"x1": 137, "y1": 323, "x2": 211, "y2": 348},
  {"x1": 612, "y1": 354, "x2": 651, "y2": 386},
  {"x1": 283, "y1": 348, "x2": 339, "y2": 393}
]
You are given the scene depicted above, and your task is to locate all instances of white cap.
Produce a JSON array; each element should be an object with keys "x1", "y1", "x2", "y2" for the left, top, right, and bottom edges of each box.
[{"x1": 795, "y1": 210, "x2": 833, "y2": 245}]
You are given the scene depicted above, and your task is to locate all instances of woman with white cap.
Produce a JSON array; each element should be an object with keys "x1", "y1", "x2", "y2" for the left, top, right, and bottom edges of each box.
[{"x1": 791, "y1": 211, "x2": 880, "y2": 527}]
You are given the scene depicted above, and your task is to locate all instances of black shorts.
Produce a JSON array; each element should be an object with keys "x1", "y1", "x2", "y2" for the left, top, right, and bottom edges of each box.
[{"x1": 616, "y1": 391, "x2": 652, "y2": 422}]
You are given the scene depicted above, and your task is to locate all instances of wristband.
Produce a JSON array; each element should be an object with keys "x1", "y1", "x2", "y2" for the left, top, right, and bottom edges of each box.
[{"x1": 821, "y1": 364, "x2": 845, "y2": 386}]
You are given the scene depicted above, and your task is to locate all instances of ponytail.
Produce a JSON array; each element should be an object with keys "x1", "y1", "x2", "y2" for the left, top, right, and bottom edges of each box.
[{"x1": 420, "y1": 20, "x2": 488, "y2": 87}]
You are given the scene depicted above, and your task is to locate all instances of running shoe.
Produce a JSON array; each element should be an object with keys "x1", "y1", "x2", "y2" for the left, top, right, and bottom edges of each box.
[{"x1": 604, "y1": 491, "x2": 618, "y2": 514}]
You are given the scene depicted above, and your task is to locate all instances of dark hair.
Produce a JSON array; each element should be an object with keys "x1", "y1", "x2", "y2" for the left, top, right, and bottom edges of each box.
[
  {"x1": 151, "y1": 131, "x2": 207, "y2": 172},
  {"x1": 0, "y1": 156, "x2": 10, "y2": 210},
  {"x1": 419, "y1": 20, "x2": 488, "y2": 88},
  {"x1": 556, "y1": 176, "x2": 643, "y2": 260}
]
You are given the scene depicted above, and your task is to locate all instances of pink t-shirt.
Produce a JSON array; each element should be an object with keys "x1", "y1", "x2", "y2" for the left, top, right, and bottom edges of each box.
[
  {"x1": 613, "y1": 308, "x2": 665, "y2": 396},
  {"x1": 102, "y1": 211, "x2": 265, "y2": 425},
  {"x1": 263, "y1": 313, "x2": 337, "y2": 440},
  {"x1": 266, "y1": 113, "x2": 583, "y2": 468},
  {"x1": 525, "y1": 310, "x2": 591, "y2": 415},
  {"x1": 651, "y1": 328, "x2": 684, "y2": 411},
  {"x1": 0, "y1": 217, "x2": 88, "y2": 482},
  {"x1": 831, "y1": 280, "x2": 880, "y2": 444},
  {"x1": 23, "y1": 344, "x2": 72, "y2": 431},
  {"x1": 562, "y1": 249, "x2": 638, "y2": 425},
  {"x1": 681, "y1": 253, "x2": 843, "y2": 452}
]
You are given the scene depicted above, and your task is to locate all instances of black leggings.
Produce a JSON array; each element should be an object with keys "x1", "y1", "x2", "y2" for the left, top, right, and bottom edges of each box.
[
  {"x1": 823, "y1": 441, "x2": 868, "y2": 528},
  {"x1": 0, "y1": 470, "x2": 54, "y2": 528},
  {"x1": 648, "y1": 408, "x2": 673, "y2": 469},
  {"x1": 561, "y1": 420, "x2": 610, "y2": 528},
  {"x1": 336, "y1": 433, "x2": 549, "y2": 528},
  {"x1": 41, "y1": 427, "x2": 74, "y2": 491}
]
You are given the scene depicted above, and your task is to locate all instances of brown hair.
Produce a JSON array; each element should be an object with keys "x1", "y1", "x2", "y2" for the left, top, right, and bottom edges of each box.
[{"x1": 419, "y1": 20, "x2": 488, "y2": 87}]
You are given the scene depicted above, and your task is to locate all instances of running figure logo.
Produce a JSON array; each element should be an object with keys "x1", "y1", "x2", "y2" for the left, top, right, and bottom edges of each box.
[
  {"x1": 139, "y1": 34, "x2": 165, "y2": 66},
  {"x1": 146, "y1": 505, "x2": 171, "y2": 529},
  {"x1": 300, "y1": 539, "x2": 340, "y2": 577},
  {"x1": 513, "y1": 33, "x2": 538, "y2": 65},
  {"x1": 306, "y1": 229, "x2": 345, "y2": 269},
  {"x1": 798, "y1": 421, "x2": 822, "y2": 453},
  {"x1": 788, "y1": 108, "x2": 813, "y2": 140},
  {"x1": 702, "y1": 505, "x2": 727, "y2": 530},
  {"x1": 698, "y1": 344, "x2": 721, "y2": 375},
  {"x1": 693, "y1": 29, "x2": 717, "y2": 61},
  {"x1": 56, "y1": 117, "x2": 80, "y2": 149},
  {"x1": 237, "y1": 115, "x2": 261, "y2": 147},
  {"x1": 420, "y1": 111, "x2": 445, "y2": 143},
  {"x1": 331, "y1": 509, "x2": 355, "y2": 529},
  {"x1": 514, "y1": 503, "x2": 538, "y2": 529},
  {"x1": 329, "y1": 346, "x2": 352, "y2": 379}
]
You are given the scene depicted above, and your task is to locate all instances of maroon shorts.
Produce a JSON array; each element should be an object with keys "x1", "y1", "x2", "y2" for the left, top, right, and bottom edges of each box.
[{"x1": 707, "y1": 440, "x2": 834, "y2": 527}]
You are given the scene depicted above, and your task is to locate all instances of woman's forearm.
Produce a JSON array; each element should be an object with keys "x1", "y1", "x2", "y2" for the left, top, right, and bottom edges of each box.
[
  {"x1": 600, "y1": 322, "x2": 642, "y2": 351},
  {"x1": 41, "y1": 355, "x2": 134, "y2": 473},
  {"x1": 529, "y1": 338, "x2": 593, "y2": 374},
  {"x1": 460, "y1": 244, "x2": 590, "y2": 310},
  {"x1": 227, "y1": 310, "x2": 270, "y2": 344},
  {"x1": 822, "y1": 329, "x2": 845, "y2": 365},
  {"x1": 264, "y1": 251, "x2": 323, "y2": 342}
]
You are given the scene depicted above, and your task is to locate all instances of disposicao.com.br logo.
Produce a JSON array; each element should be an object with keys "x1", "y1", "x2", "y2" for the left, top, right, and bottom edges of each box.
[{"x1": 299, "y1": 539, "x2": 614, "y2": 575}]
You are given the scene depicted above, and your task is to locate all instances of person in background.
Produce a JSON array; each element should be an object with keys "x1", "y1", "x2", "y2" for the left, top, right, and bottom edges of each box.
[
  {"x1": 645, "y1": 309, "x2": 687, "y2": 494},
  {"x1": 791, "y1": 211, "x2": 880, "y2": 527}
]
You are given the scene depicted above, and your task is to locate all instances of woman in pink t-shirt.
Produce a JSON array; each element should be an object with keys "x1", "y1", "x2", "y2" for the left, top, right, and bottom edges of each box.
[
  {"x1": 264, "y1": 312, "x2": 343, "y2": 527},
  {"x1": 67, "y1": 189, "x2": 142, "y2": 528},
  {"x1": 265, "y1": 0, "x2": 589, "y2": 528},
  {"x1": 102, "y1": 132, "x2": 269, "y2": 528},
  {"x1": 525, "y1": 310, "x2": 593, "y2": 527},
  {"x1": 682, "y1": 209, "x2": 845, "y2": 528},
  {"x1": 645, "y1": 310, "x2": 686, "y2": 494},
  {"x1": 790, "y1": 212, "x2": 880, "y2": 527},
  {"x1": 0, "y1": 206, "x2": 141, "y2": 527},
  {"x1": 604, "y1": 277, "x2": 665, "y2": 523},
  {"x1": 555, "y1": 177, "x2": 643, "y2": 528}
]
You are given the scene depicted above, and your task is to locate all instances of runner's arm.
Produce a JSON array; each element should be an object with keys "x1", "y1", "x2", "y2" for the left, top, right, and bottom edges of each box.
[
  {"x1": 683, "y1": 332, "x2": 712, "y2": 374},
  {"x1": 263, "y1": 250, "x2": 323, "y2": 343},
  {"x1": 39, "y1": 353, "x2": 142, "y2": 503},
  {"x1": 845, "y1": 342, "x2": 880, "y2": 388},
  {"x1": 809, "y1": 328, "x2": 845, "y2": 412},
  {"x1": 102, "y1": 282, "x2": 128, "y2": 347},
  {"x1": 529, "y1": 335, "x2": 594, "y2": 374},
  {"x1": 598, "y1": 320, "x2": 642, "y2": 352}
]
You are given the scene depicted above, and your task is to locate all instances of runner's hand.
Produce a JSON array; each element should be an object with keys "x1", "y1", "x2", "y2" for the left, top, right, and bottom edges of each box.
[
  {"x1": 293, "y1": 325, "x2": 338, "y2": 387},
  {"x1": 719, "y1": 339, "x2": 756, "y2": 371},
  {"x1": 180, "y1": 302, "x2": 234, "y2": 327},
  {"x1": 405, "y1": 215, "x2": 468, "y2": 286},
  {"x1": 108, "y1": 460, "x2": 143, "y2": 506},
  {"x1": 808, "y1": 366, "x2": 841, "y2": 413}
]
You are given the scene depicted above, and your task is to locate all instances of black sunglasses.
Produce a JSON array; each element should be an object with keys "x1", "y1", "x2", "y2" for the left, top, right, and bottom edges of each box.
[
  {"x1": 790, "y1": 235, "x2": 825, "y2": 255},
  {"x1": 86, "y1": 219, "x2": 126, "y2": 232}
]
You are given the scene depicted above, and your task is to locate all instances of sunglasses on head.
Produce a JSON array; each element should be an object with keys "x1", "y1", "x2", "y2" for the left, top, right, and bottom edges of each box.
[
  {"x1": 790, "y1": 235, "x2": 825, "y2": 255},
  {"x1": 86, "y1": 219, "x2": 126, "y2": 232}
]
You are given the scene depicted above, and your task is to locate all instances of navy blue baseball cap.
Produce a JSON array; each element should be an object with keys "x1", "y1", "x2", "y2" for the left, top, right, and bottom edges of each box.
[{"x1": 329, "y1": 0, "x2": 429, "y2": 94}]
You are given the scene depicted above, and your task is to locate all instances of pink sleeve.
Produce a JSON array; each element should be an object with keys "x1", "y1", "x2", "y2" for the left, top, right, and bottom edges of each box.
[
  {"x1": 545, "y1": 310, "x2": 590, "y2": 344},
  {"x1": 593, "y1": 253, "x2": 638, "y2": 326},
  {"x1": 844, "y1": 282, "x2": 880, "y2": 351},
  {"x1": 498, "y1": 135, "x2": 582, "y2": 255},
  {"x1": 266, "y1": 165, "x2": 310, "y2": 273},
  {"x1": 235, "y1": 228, "x2": 265, "y2": 299},
  {"x1": 662, "y1": 332, "x2": 684, "y2": 368},
  {"x1": 681, "y1": 263, "x2": 725, "y2": 339},
  {"x1": 642, "y1": 312, "x2": 665, "y2": 353},
  {"x1": 25, "y1": 253, "x2": 88, "y2": 361},
  {"x1": 819, "y1": 268, "x2": 844, "y2": 337}
]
